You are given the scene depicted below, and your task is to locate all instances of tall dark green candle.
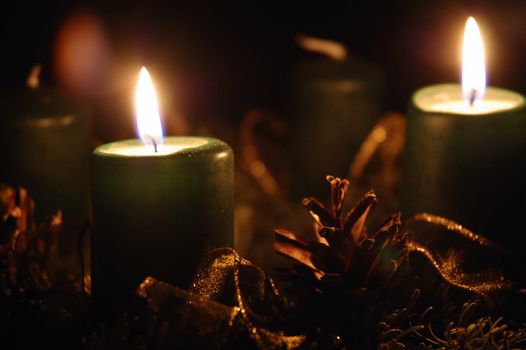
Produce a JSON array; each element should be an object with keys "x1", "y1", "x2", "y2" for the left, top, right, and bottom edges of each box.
[
  {"x1": 0, "y1": 88, "x2": 90, "y2": 221},
  {"x1": 91, "y1": 136, "x2": 233, "y2": 306},
  {"x1": 291, "y1": 55, "x2": 382, "y2": 199},
  {"x1": 402, "y1": 84, "x2": 526, "y2": 252}
]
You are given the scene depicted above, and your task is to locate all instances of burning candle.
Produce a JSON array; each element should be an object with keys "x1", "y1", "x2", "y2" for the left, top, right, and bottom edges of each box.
[
  {"x1": 90, "y1": 67, "x2": 233, "y2": 308},
  {"x1": 402, "y1": 18, "x2": 526, "y2": 253}
]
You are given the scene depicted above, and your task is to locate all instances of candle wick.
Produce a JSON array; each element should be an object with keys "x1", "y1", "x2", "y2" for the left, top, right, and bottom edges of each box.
[
  {"x1": 147, "y1": 135, "x2": 158, "y2": 153},
  {"x1": 468, "y1": 89, "x2": 477, "y2": 107}
]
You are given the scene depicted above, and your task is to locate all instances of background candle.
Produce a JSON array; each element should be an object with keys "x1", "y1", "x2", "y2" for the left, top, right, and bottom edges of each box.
[
  {"x1": 290, "y1": 35, "x2": 382, "y2": 200},
  {"x1": 0, "y1": 86, "x2": 90, "y2": 221},
  {"x1": 402, "y1": 84, "x2": 526, "y2": 253}
]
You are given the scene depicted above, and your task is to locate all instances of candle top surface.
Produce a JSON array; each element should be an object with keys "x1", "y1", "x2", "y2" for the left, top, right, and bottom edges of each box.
[
  {"x1": 414, "y1": 84, "x2": 524, "y2": 115},
  {"x1": 94, "y1": 136, "x2": 228, "y2": 158}
]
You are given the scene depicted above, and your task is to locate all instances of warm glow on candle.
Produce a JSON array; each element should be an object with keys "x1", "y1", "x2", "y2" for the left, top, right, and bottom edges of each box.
[
  {"x1": 462, "y1": 17, "x2": 486, "y2": 106},
  {"x1": 136, "y1": 67, "x2": 163, "y2": 151},
  {"x1": 415, "y1": 17, "x2": 522, "y2": 115}
]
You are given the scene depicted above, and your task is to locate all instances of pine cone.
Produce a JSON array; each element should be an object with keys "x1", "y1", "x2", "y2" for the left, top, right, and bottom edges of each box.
[{"x1": 274, "y1": 175, "x2": 406, "y2": 292}]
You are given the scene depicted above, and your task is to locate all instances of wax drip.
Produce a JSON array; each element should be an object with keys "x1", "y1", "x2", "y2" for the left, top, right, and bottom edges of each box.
[{"x1": 468, "y1": 88, "x2": 477, "y2": 107}]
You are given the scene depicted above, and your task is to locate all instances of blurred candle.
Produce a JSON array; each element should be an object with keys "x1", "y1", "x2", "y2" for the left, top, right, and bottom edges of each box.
[
  {"x1": 0, "y1": 66, "x2": 90, "y2": 221},
  {"x1": 291, "y1": 35, "x2": 382, "y2": 200},
  {"x1": 91, "y1": 68, "x2": 233, "y2": 309},
  {"x1": 402, "y1": 18, "x2": 526, "y2": 253}
]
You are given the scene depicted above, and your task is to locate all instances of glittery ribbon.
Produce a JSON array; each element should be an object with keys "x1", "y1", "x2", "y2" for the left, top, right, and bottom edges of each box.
[
  {"x1": 404, "y1": 213, "x2": 526, "y2": 302},
  {"x1": 136, "y1": 217, "x2": 526, "y2": 348},
  {"x1": 137, "y1": 248, "x2": 306, "y2": 349}
]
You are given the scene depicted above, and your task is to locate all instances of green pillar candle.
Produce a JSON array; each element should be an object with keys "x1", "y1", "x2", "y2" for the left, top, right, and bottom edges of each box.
[
  {"x1": 291, "y1": 41, "x2": 382, "y2": 199},
  {"x1": 91, "y1": 136, "x2": 233, "y2": 305},
  {"x1": 0, "y1": 88, "x2": 90, "y2": 221},
  {"x1": 402, "y1": 17, "x2": 526, "y2": 255},
  {"x1": 402, "y1": 84, "x2": 526, "y2": 250},
  {"x1": 91, "y1": 68, "x2": 233, "y2": 308}
]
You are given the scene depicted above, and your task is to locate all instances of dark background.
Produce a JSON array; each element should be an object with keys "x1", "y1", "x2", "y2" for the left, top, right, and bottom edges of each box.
[{"x1": 1, "y1": 1, "x2": 526, "y2": 140}]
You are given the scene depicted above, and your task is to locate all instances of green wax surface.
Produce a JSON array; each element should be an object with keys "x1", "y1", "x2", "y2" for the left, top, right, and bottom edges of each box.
[
  {"x1": 0, "y1": 88, "x2": 90, "y2": 221},
  {"x1": 402, "y1": 84, "x2": 526, "y2": 254},
  {"x1": 291, "y1": 56, "x2": 382, "y2": 199},
  {"x1": 91, "y1": 136, "x2": 234, "y2": 308}
]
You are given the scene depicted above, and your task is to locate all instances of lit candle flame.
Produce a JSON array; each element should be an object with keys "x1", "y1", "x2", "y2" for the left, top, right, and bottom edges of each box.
[
  {"x1": 462, "y1": 17, "x2": 486, "y2": 106},
  {"x1": 136, "y1": 67, "x2": 163, "y2": 152}
]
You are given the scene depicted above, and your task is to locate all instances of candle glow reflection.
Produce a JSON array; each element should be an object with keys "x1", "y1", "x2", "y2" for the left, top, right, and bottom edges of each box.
[
  {"x1": 98, "y1": 67, "x2": 209, "y2": 157},
  {"x1": 415, "y1": 17, "x2": 521, "y2": 115}
]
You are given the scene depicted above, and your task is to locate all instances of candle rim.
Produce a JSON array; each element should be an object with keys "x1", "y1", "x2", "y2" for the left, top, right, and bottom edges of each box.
[
  {"x1": 412, "y1": 83, "x2": 525, "y2": 116},
  {"x1": 93, "y1": 136, "x2": 230, "y2": 158},
  {"x1": 0, "y1": 87, "x2": 86, "y2": 122},
  {"x1": 295, "y1": 55, "x2": 382, "y2": 81}
]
